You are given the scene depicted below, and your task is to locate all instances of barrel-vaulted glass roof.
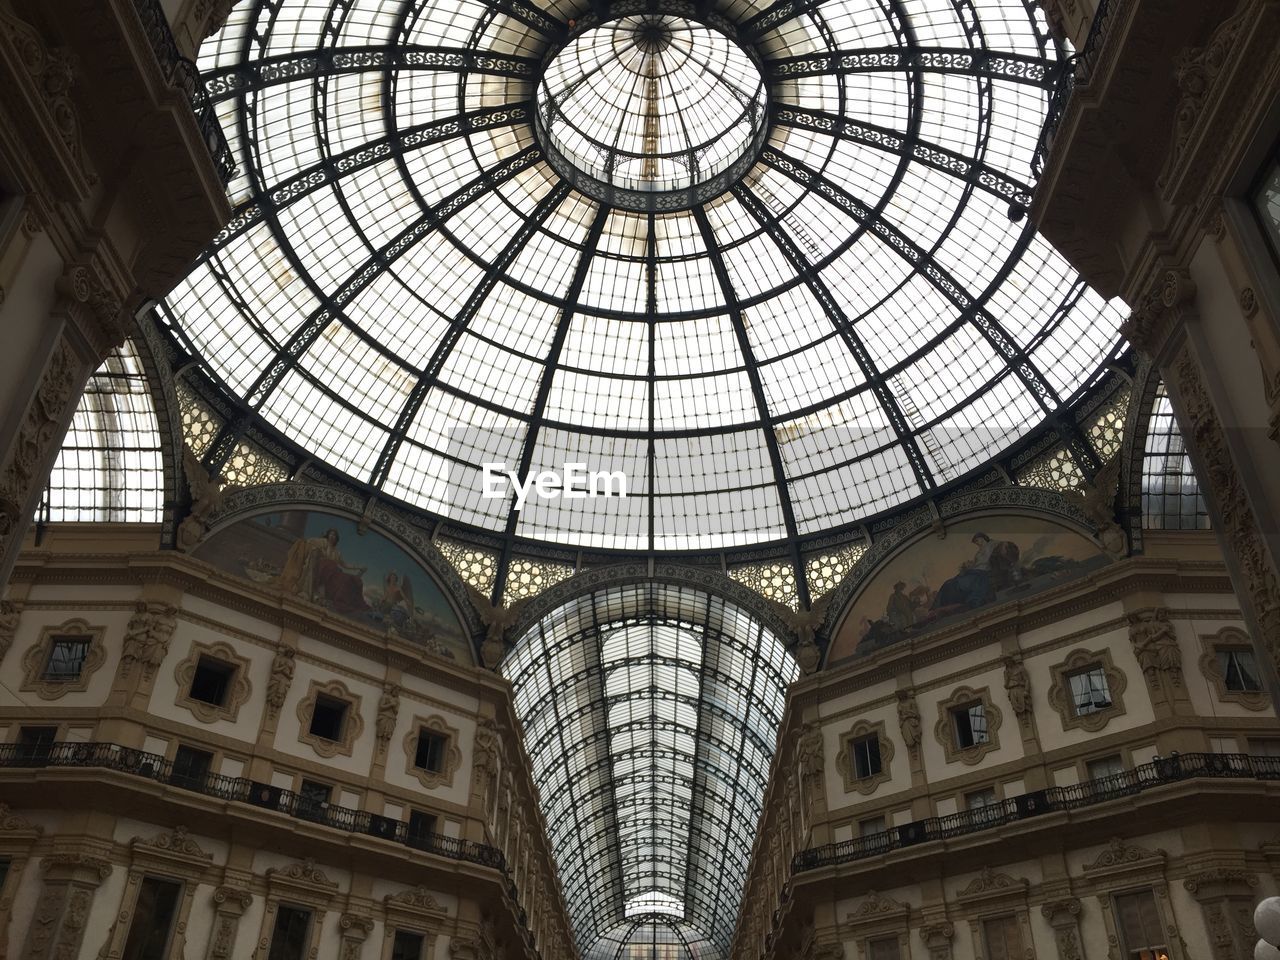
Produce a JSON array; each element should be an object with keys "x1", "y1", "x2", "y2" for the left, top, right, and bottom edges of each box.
[
  {"x1": 160, "y1": 0, "x2": 1125, "y2": 555},
  {"x1": 503, "y1": 582, "x2": 797, "y2": 960}
]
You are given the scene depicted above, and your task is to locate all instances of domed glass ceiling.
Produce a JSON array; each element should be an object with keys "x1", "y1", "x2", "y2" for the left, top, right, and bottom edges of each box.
[{"x1": 165, "y1": 0, "x2": 1123, "y2": 555}]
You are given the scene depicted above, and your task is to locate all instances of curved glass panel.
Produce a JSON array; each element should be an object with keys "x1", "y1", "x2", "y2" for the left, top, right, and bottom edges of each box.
[
  {"x1": 502, "y1": 582, "x2": 798, "y2": 960},
  {"x1": 163, "y1": 0, "x2": 1125, "y2": 551},
  {"x1": 44, "y1": 341, "x2": 163, "y2": 523},
  {"x1": 1142, "y1": 382, "x2": 1209, "y2": 530}
]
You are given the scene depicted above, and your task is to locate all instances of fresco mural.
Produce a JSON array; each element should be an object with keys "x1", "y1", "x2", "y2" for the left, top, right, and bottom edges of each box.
[
  {"x1": 194, "y1": 509, "x2": 471, "y2": 662},
  {"x1": 827, "y1": 515, "x2": 1108, "y2": 663}
]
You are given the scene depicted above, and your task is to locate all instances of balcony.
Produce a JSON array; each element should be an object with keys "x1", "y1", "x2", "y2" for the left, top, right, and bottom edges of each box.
[
  {"x1": 0, "y1": 740, "x2": 504, "y2": 870},
  {"x1": 794, "y1": 751, "x2": 1280, "y2": 873}
]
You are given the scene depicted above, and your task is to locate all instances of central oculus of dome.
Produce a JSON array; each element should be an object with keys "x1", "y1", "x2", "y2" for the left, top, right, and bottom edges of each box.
[{"x1": 534, "y1": 15, "x2": 768, "y2": 211}]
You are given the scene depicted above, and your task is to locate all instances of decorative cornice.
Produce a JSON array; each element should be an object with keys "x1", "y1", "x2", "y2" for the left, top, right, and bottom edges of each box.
[
  {"x1": 265, "y1": 858, "x2": 337, "y2": 890},
  {"x1": 132, "y1": 825, "x2": 210, "y2": 860},
  {"x1": 1084, "y1": 836, "x2": 1167, "y2": 871},
  {"x1": 845, "y1": 890, "x2": 910, "y2": 924},
  {"x1": 0, "y1": 802, "x2": 43, "y2": 836},
  {"x1": 41, "y1": 852, "x2": 112, "y2": 881},
  {"x1": 1182, "y1": 867, "x2": 1257, "y2": 895},
  {"x1": 956, "y1": 867, "x2": 1029, "y2": 901},
  {"x1": 385, "y1": 885, "x2": 448, "y2": 914}
]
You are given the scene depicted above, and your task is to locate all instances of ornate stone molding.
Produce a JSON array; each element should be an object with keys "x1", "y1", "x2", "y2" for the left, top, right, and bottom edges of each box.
[
  {"x1": 933, "y1": 685, "x2": 1002, "y2": 766},
  {"x1": 1120, "y1": 267, "x2": 1198, "y2": 359},
  {"x1": 1041, "y1": 897, "x2": 1084, "y2": 960},
  {"x1": 0, "y1": 337, "x2": 83, "y2": 567},
  {"x1": 955, "y1": 867, "x2": 1028, "y2": 902},
  {"x1": 1084, "y1": 836, "x2": 1167, "y2": 874},
  {"x1": 131, "y1": 825, "x2": 209, "y2": 861},
  {"x1": 0, "y1": 598, "x2": 19, "y2": 661},
  {"x1": 1002, "y1": 656, "x2": 1033, "y2": 732},
  {"x1": 1170, "y1": 343, "x2": 1280, "y2": 688},
  {"x1": 296, "y1": 678, "x2": 364, "y2": 758},
  {"x1": 119, "y1": 600, "x2": 177, "y2": 681},
  {"x1": 264, "y1": 644, "x2": 295, "y2": 720},
  {"x1": 846, "y1": 890, "x2": 910, "y2": 925},
  {"x1": 1046, "y1": 646, "x2": 1129, "y2": 733},
  {"x1": 1128, "y1": 607, "x2": 1184, "y2": 690},
  {"x1": 19, "y1": 617, "x2": 106, "y2": 700},
  {"x1": 834, "y1": 719, "x2": 894, "y2": 795},
  {"x1": 796, "y1": 722, "x2": 825, "y2": 815},
  {"x1": 918, "y1": 919, "x2": 955, "y2": 960},
  {"x1": 896, "y1": 689, "x2": 922, "y2": 759},
  {"x1": 264, "y1": 858, "x2": 336, "y2": 892},
  {"x1": 375, "y1": 682, "x2": 400, "y2": 755},
  {"x1": 173, "y1": 638, "x2": 253, "y2": 723},
  {"x1": 401, "y1": 713, "x2": 463, "y2": 790}
]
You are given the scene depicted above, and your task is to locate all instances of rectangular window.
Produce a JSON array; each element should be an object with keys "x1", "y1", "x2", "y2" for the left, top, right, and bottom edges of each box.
[
  {"x1": 982, "y1": 915, "x2": 1024, "y2": 960},
  {"x1": 189, "y1": 656, "x2": 236, "y2": 706},
  {"x1": 408, "y1": 809, "x2": 437, "y2": 846},
  {"x1": 16, "y1": 725, "x2": 56, "y2": 764},
  {"x1": 415, "y1": 730, "x2": 447, "y2": 772},
  {"x1": 171, "y1": 745, "x2": 214, "y2": 791},
  {"x1": 952, "y1": 702, "x2": 989, "y2": 749},
  {"x1": 267, "y1": 905, "x2": 312, "y2": 960},
  {"x1": 1068, "y1": 665, "x2": 1112, "y2": 715},
  {"x1": 43, "y1": 637, "x2": 90, "y2": 681},
  {"x1": 850, "y1": 734, "x2": 882, "y2": 779},
  {"x1": 309, "y1": 695, "x2": 348, "y2": 742},
  {"x1": 121, "y1": 876, "x2": 183, "y2": 960},
  {"x1": 1114, "y1": 890, "x2": 1168, "y2": 960},
  {"x1": 1217, "y1": 647, "x2": 1263, "y2": 692},
  {"x1": 0, "y1": 858, "x2": 10, "y2": 892},
  {"x1": 966, "y1": 787, "x2": 1001, "y2": 824},
  {"x1": 1249, "y1": 739, "x2": 1280, "y2": 758},
  {"x1": 1087, "y1": 754, "x2": 1126, "y2": 784},
  {"x1": 296, "y1": 779, "x2": 331, "y2": 823},
  {"x1": 391, "y1": 930, "x2": 426, "y2": 960},
  {"x1": 868, "y1": 937, "x2": 901, "y2": 960}
]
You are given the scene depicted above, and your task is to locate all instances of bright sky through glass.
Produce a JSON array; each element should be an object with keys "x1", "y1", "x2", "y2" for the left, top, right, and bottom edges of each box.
[{"x1": 165, "y1": 0, "x2": 1124, "y2": 555}]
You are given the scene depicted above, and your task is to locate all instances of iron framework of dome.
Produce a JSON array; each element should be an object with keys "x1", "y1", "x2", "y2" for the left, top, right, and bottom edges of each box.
[{"x1": 159, "y1": 0, "x2": 1127, "y2": 582}]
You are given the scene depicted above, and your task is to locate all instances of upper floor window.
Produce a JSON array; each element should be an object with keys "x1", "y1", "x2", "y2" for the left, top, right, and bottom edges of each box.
[
  {"x1": 849, "y1": 733, "x2": 882, "y2": 780},
  {"x1": 982, "y1": 914, "x2": 1025, "y2": 960},
  {"x1": 868, "y1": 937, "x2": 901, "y2": 960},
  {"x1": 297, "y1": 779, "x2": 332, "y2": 822},
  {"x1": 1217, "y1": 647, "x2": 1263, "y2": 692},
  {"x1": 171, "y1": 745, "x2": 214, "y2": 790},
  {"x1": 309, "y1": 694, "x2": 349, "y2": 742},
  {"x1": 1112, "y1": 889, "x2": 1168, "y2": 960},
  {"x1": 1067, "y1": 664, "x2": 1113, "y2": 716},
  {"x1": 121, "y1": 877, "x2": 182, "y2": 960},
  {"x1": 189, "y1": 655, "x2": 237, "y2": 706},
  {"x1": 952, "y1": 702, "x2": 989, "y2": 749},
  {"x1": 43, "y1": 636, "x2": 90, "y2": 681},
  {"x1": 267, "y1": 905, "x2": 312, "y2": 960},
  {"x1": 1086, "y1": 754, "x2": 1126, "y2": 783},
  {"x1": 392, "y1": 931, "x2": 426, "y2": 960},
  {"x1": 414, "y1": 730, "x2": 448, "y2": 773}
]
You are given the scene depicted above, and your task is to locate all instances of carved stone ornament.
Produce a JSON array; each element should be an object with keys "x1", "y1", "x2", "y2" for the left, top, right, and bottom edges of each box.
[
  {"x1": 119, "y1": 601, "x2": 178, "y2": 681},
  {"x1": 896, "y1": 690, "x2": 922, "y2": 753},
  {"x1": 174, "y1": 639, "x2": 253, "y2": 722},
  {"x1": 957, "y1": 867, "x2": 1028, "y2": 899},
  {"x1": 1182, "y1": 867, "x2": 1257, "y2": 896},
  {"x1": 1062, "y1": 454, "x2": 1127, "y2": 558},
  {"x1": 1171, "y1": 343, "x2": 1280, "y2": 686},
  {"x1": 266, "y1": 858, "x2": 336, "y2": 890},
  {"x1": 385, "y1": 885, "x2": 448, "y2": 914},
  {"x1": 0, "y1": 802, "x2": 43, "y2": 835},
  {"x1": 0, "y1": 599, "x2": 19, "y2": 660},
  {"x1": 264, "y1": 645, "x2": 295, "y2": 718},
  {"x1": 1047, "y1": 646, "x2": 1129, "y2": 733},
  {"x1": 918, "y1": 920, "x2": 955, "y2": 960},
  {"x1": 1002, "y1": 656, "x2": 1033, "y2": 728},
  {"x1": 1041, "y1": 898, "x2": 1084, "y2": 960},
  {"x1": 132, "y1": 825, "x2": 207, "y2": 860},
  {"x1": 834, "y1": 719, "x2": 894, "y2": 795},
  {"x1": 211, "y1": 885, "x2": 253, "y2": 911},
  {"x1": 19, "y1": 618, "x2": 107, "y2": 700},
  {"x1": 1120, "y1": 268, "x2": 1197, "y2": 356},
  {"x1": 375, "y1": 683, "x2": 400, "y2": 752},
  {"x1": 846, "y1": 890, "x2": 910, "y2": 924},
  {"x1": 1084, "y1": 836, "x2": 1167, "y2": 871},
  {"x1": 177, "y1": 445, "x2": 234, "y2": 552},
  {"x1": 467, "y1": 585, "x2": 527, "y2": 669},
  {"x1": 0, "y1": 338, "x2": 81, "y2": 563},
  {"x1": 41, "y1": 853, "x2": 112, "y2": 882},
  {"x1": 402, "y1": 714, "x2": 463, "y2": 790},
  {"x1": 1127, "y1": 608, "x2": 1183, "y2": 689}
]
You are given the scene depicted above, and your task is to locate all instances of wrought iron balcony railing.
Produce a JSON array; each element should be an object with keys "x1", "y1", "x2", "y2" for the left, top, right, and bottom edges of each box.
[
  {"x1": 1032, "y1": 0, "x2": 1117, "y2": 179},
  {"x1": 794, "y1": 751, "x2": 1280, "y2": 873},
  {"x1": 130, "y1": 0, "x2": 236, "y2": 186},
  {"x1": 0, "y1": 740, "x2": 506, "y2": 871}
]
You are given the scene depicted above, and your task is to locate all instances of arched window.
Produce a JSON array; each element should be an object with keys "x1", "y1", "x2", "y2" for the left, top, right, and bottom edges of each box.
[
  {"x1": 41, "y1": 340, "x2": 164, "y2": 523},
  {"x1": 1141, "y1": 382, "x2": 1209, "y2": 530}
]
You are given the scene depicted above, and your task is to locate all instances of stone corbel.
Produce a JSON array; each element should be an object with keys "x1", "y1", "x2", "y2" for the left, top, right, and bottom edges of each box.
[
  {"x1": 338, "y1": 913, "x2": 374, "y2": 960},
  {"x1": 1182, "y1": 868, "x2": 1259, "y2": 960},
  {"x1": 1041, "y1": 898, "x2": 1084, "y2": 960},
  {"x1": 918, "y1": 919, "x2": 954, "y2": 960},
  {"x1": 1120, "y1": 267, "x2": 1197, "y2": 361},
  {"x1": 206, "y1": 884, "x2": 254, "y2": 960}
]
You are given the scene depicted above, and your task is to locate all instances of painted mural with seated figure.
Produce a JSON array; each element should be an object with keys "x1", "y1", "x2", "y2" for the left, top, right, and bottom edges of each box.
[
  {"x1": 828, "y1": 516, "x2": 1110, "y2": 663},
  {"x1": 193, "y1": 509, "x2": 471, "y2": 662}
]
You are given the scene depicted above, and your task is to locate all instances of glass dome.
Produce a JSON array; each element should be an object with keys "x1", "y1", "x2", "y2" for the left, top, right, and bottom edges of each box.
[{"x1": 164, "y1": 0, "x2": 1122, "y2": 556}]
